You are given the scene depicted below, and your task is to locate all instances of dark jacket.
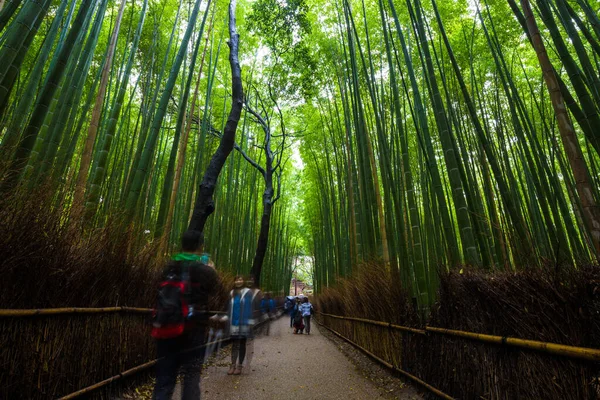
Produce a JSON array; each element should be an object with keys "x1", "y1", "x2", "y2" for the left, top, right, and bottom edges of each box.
[{"x1": 161, "y1": 253, "x2": 221, "y2": 322}]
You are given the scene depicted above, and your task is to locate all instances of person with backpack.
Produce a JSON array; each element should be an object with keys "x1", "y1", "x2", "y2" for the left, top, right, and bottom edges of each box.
[
  {"x1": 284, "y1": 296, "x2": 294, "y2": 322},
  {"x1": 289, "y1": 296, "x2": 299, "y2": 328},
  {"x1": 292, "y1": 297, "x2": 304, "y2": 333},
  {"x1": 299, "y1": 297, "x2": 314, "y2": 335},
  {"x1": 151, "y1": 230, "x2": 222, "y2": 400}
]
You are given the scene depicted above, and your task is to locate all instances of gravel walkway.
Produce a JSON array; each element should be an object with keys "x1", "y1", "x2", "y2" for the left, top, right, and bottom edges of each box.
[{"x1": 173, "y1": 316, "x2": 419, "y2": 399}]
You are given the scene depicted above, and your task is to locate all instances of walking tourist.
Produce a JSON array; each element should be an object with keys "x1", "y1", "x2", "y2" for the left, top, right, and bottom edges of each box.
[
  {"x1": 151, "y1": 230, "x2": 222, "y2": 400},
  {"x1": 227, "y1": 275, "x2": 254, "y2": 375},
  {"x1": 299, "y1": 297, "x2": 314, "y2": 335},
  {"x1": 292, "y1": 298, "x2": 304, "y2": 333},
  {"x1": 260, "y1": 292, "x2": 276, "y2": 335},
  {"x1": 287, "y1": 296, "x2": 297, "y2": 327}
]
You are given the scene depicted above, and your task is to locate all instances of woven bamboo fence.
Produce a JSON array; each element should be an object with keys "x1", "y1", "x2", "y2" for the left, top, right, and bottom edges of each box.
[
  {"x1": 316, "y1": 312, "x2": 600, "y2": 399},
  {"x1": 317, "y1": 312, "x2": 405, "y2": 371},
  {"x1": 0, "y1": 309, "x2": 153, "y2": 399},
  {"x1": 0, "y1": 305, "x2": 280, "y2": 399},
  {"x1": 314, "y1": 316, "x2": 454, "y2": 399}
]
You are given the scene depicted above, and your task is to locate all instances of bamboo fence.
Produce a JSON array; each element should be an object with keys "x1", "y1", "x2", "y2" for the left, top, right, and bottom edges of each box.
[
  {"x1": 1, "y1": 311, "x2": 153, "y2": 399},
  {"x1": 0, "y1": 306, "x2": 241, "y2": 399},
  {"x1": 316, "y1": 311, "x2": 600, "y2": 399},
  {"x1": 319, "y1": 313, "x2": 600, "y2": 362},
  {"x1": 6, "y1": 306, "x2": 597, "y2": 398},
  {"x1": 0, "y1": 307, "x2": 228, "y2": 317},
  {"x1": 315, "y1": 317, "x2": 455, "y2": 400},
  {"x1": 0, "y1": 305, "x2": 283, "y2": 399},
  {"x1": 56, "y1": 309, "x2": 282, "y2": 399},
  {"x1": 318, "y1": 311, "x2": 600, "y2": 362}
]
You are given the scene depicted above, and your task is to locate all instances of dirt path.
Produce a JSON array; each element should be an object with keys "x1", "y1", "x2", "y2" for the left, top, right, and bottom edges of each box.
[{"x1": 169, "y1": 316, "x2": 421, "y2": 399}]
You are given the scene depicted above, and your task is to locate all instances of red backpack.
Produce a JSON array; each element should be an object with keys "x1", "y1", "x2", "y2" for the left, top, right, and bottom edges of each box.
[{"x1": 151, "y1": 265, "x2": 191, "y2": 339}]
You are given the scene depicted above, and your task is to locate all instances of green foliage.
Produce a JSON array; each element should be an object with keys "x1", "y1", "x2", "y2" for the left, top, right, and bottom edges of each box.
[
  {"x1": 247, "y1": 0, "x2": 312, "y2": 50},
  {"x1": 0, "y1": 0, "x2": 598, "y2": 304},
  {"x1": 246, "y1": 0, "x2": 318, "y2": 98}
]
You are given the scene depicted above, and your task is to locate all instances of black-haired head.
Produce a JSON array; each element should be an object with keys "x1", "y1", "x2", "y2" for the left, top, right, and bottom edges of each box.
[{"x1": 181, "y1": 230, "x2": 204, "y2": 252}]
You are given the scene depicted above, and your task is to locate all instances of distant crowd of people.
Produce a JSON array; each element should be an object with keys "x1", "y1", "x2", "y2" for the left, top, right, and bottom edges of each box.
[{"x1": 285, "y1": 295, "x2": 314, "y2": 334}]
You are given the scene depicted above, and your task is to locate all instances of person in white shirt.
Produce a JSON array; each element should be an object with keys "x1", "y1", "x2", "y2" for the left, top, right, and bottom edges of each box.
[{"x1": 299, "y1": 297, "x2": 314, "y2": 334}]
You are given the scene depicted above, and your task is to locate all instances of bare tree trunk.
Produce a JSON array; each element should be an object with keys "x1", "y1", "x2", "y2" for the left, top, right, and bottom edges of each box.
[
  {"x1": 249, "y1": 125, "x2": 275, "y2": 283},
  {"x1": 72, "y1": 0, "x2": 126, "y2": 217},
  {"x1": 521, "y1": 0, "x2": 600, "y2": 256},
  {"x1": 250, "y1": 173, "x2": 273, "y2": 284},
  {"x1": 187, "y1": 0, "x2": 243, "y2": 233},
  {"x1": 162, "y1": 21, "x2": 213, "y2": 251}
]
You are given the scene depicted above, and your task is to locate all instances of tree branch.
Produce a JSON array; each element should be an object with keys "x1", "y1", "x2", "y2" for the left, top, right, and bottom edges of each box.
[
  {"x1": 187, "y1": 0, "x2": 243, "y2": 233},
  {"x1": 207, "y1": 125, "x2": 266, "y2": 176}
]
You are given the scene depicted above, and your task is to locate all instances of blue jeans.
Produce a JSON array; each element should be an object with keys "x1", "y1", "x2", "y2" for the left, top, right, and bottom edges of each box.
[
  {"x1": 153, "y1": 327, "x2": 206, "y2": 400},
  {"x1": 303, "y1": 316, "x2": 311, "y2": 334}
]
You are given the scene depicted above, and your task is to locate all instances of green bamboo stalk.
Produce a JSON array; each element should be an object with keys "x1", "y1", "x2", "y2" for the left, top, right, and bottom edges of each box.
[
  {"x1": 0, "y1": 0, "x2": 21, "y2": 33},
  {"x1": 0, "y1": 0, "x2": 50, "y2": 85},
  {"x1": 125, "y1": 0, "x2": 204, "y2": 220},
  {"x1": 155, "y1": 0, "x2": 211, "y2": 238},
  {"x1": 35, "y1": 0, "x2": 109, "y2": 183},
  {"x1": 85, "y1": 0, "x2": 148, "y2": 220},
  {"x1": 409, "y1": 0, "x2": 480, "y2": 265},
  {"x1": 1, "y1": 0, "x2": 92, "y2": 193}
]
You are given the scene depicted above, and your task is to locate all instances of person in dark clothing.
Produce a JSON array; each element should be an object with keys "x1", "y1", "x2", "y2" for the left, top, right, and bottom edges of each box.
[
  {"x1": 260, "y1": 292, "x2": 276, "y2": 335},
  {"x1": 292, "y1": 298, "x2": 304, "y2": 333},
  {"x1": 293, "y1": 307, "x2": 304, "y2": 333},
  {"x1": 289, "y1": 297, "x2": 299, "y2": 328},
  {"x1": 284, "y1": 296, "x2": 294, "y2": 323},
  {"x1": 153, "y1": 230, "x2": 222, "y2": 400}
]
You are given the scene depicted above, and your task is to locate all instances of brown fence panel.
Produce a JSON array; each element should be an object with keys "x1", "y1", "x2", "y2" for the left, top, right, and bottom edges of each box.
[
  {"x1": 0, "y1": 313, "x2": 153, "y2": 399},
  {"x1": 317, "y1": 312, "x2": 600, "y2": 400}
]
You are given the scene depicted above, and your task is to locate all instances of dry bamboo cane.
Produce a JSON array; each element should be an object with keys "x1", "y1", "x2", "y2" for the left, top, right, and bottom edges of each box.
[
  {"x1": 0, "y1": 307, "x2": 228, "y2": 317},
  {"x1": 318, "y1": 312, "x2": 426, "y2": 335},
  {"x1": 58, "y1": 359, "x2": 159, "y2": 400},
  {"x1": 0, "y1": 307, "x2": 127, "y2": 316},
  {"x1": 57, "y1": 337, "x2": 228, "y2": 400},
  {"x1": 425, "y1": 326, "x2": 600, "y2": 362}
]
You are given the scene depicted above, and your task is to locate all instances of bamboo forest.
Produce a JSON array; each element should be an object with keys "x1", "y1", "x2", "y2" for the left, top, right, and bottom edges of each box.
[{"x1": 1, "y1": 0, "x2": 600, "y2": 398}]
